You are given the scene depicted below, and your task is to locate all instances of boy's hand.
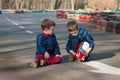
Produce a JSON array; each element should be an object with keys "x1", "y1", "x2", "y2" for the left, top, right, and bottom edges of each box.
[
  {"x1": 45, "y1": 52, "x2": 50, "y2": 59},
  {"x1": 56, "y1": 55, "x2": 62, "y2": 57},
  {"x1": 69, "y1": 50, "x2": 76, "y2": 55}
]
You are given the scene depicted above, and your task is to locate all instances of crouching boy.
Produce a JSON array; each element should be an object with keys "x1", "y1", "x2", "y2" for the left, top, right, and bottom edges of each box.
[{"x1": 66, "y1": 21, "x2": 94, "y2": 62}]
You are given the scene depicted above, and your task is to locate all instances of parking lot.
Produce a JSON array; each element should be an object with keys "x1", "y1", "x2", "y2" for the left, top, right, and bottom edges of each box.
[{"x1": 0, "y1": 12, "x2": 120, "y2": 80}]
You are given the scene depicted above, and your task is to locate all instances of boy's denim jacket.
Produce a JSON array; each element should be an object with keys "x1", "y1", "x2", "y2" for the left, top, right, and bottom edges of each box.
[
  {"x1": 66, "y1": 28, "x2": 94, "y2": 53},
  {"x1": 36, "y1": 32, "x2": 61, "y2": 56}
]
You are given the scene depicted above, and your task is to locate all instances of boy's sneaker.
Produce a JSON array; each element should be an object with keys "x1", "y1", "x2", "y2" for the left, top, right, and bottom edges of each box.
[
  {"x1": 69, "y1": 53, "x2": 75, "y2": 61},
  {"x1": 28, "y1": 61, "x2": 39, "y2": 68},
  {"x1": 28, "y1": 60, "x2": 46, "y2": 68}
]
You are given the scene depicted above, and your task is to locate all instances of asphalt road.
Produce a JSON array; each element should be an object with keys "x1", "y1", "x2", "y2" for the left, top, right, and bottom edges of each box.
[{"x1": 0, "y1": 12, "x2": 120, "y2": 80}]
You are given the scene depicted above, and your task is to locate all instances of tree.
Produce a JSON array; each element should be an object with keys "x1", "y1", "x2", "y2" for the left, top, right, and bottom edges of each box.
[
  {"x1": 117, "y1": 0, "x2": 120, "y2": 9},
  {"x1": 71, "y1": 0, "x2": 75, "y2": 10},
  {"x1": 54, "y1": 0, "x2": 62, "y2": 9}
]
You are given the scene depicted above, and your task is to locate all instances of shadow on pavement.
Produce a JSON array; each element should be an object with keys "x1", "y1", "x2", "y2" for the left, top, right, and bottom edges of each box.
[
  {"x1": 62, "y1": 55, "x2": 69, "y2": 63},
  {"x1": 62, "y1": 52, "x2": 115, "y2": 63},
  {"x1": 0, "y1": 47, "x2": 34, "y2": 54},
  {"x1": 0, "y1": 64, "x2": 28, "y2": 73},
  {"x1": 90, "y1": 52, "x2": 115, "y2": 61}
]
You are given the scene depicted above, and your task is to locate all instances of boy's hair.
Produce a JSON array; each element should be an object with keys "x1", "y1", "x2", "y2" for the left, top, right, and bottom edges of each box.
[
  {"x1": 41, "y1": 19, "x2": 56, "y2": 30},
  {"x1": 66, "y1": 21, "x2": 78, "y2": 32}
]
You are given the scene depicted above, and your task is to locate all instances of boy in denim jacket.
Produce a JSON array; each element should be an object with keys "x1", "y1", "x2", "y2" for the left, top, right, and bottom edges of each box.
[
  {"x1": 66, "y1": 21, "x2": 94, "y2": 62},
  {"x1": 28, "y1": 19, "x2": 62, "y2": 68}
]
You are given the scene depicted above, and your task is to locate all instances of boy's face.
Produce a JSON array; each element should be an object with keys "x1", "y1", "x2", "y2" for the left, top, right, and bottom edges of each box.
[
  {"x1": 46, "y1": 26, "x2": 55, "y2": 35},
  {"x1": 69, "y1": 30, "x2": 79, "y2": 36}
]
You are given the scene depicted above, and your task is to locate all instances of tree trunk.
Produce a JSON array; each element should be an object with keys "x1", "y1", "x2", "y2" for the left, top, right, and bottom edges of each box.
[{"x1": 71, "y1": 0, "x2": 75, "y2": 10}]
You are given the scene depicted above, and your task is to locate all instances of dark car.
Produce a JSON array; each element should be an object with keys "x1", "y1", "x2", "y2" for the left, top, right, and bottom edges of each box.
[
  {"x1": 106, "y1": 21, "x2": 120, "y2": 34},
  {"x1": 101, "y1": 12, "x2": 115, "y2": 18},
  {"x1": 103, "y1": 14, "x2": 120, "y2": 21},
  {"x1": 90, "y1": 12, "x2": 101, "y2": 19},
  {"x1": 0, "y1": 10, "x2": 2, "y2": 14},
  {"x1": 56, "y1": 10, "x2": 66, "y2": 18},
  {"x1": 116, "y1": 23, "x2": 120, "y2": 34},
  {"x1": 15, "y1": 10, "x2": 24, "y2": 13}
]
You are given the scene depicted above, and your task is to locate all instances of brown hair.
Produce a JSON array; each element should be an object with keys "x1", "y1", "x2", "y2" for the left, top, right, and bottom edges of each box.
[
  {"x1": 66, "y1": 21, "x2": 78, "y2": 32},
  {"x1": 41, "y1": 19, "x2": 56, "y2": 30}
]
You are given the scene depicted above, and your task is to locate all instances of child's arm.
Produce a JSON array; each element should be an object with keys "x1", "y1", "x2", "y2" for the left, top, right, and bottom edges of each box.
[
  {"x1": 36, "y1": 34, "x2": 47, "y2": 55},
  {"x1": 53, "y1": 34, "x2": 61, "y2": 55},
  {"x1": 79, "y1": 28, "x2": 94, "y2": 49},
  {"x1": 86, "y1": 34, "x2": 94, "y2": 49},
  {"x1": 66, "y1": 35, "x2": 72, "y2": 53}
]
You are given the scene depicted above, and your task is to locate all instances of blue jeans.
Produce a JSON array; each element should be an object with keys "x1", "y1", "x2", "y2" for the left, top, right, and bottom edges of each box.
[{"x1": 70, "y1": 37, "x2": 80, "y2": 52}]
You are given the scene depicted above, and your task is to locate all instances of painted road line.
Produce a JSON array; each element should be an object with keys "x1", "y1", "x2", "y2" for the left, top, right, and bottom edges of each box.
[
  {"x1": 13, "y1": 22, "x2": 19, "y2": 25},
  {"x1": 83, "y1": 61, "x2": 120, "y2": 75},
  {"x1": 6, "y1": 17, "x2": 11, "y2": 22},
  {"x1": 19, "y1": 26, "x2": 25, "y2": 29},
  {"x1": 26, "y1": 30, "x2": 34, "y2": 34},
  {"x1": 8, "y1": 20, "x2": 14, "y2": 23},
  {"x1": 6, "y1": 17, "x2": 15, "y2": 23},
  {"x1": 8, "y1": 20, "x2": 19, "y2": 26}
]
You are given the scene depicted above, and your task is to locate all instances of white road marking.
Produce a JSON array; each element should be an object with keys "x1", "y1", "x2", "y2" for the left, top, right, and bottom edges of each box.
[
  {"x1": 6, "y1": 18, "x2": 19, "y2": 26},
  {"x1": 6, "y1": 18, "x2": 33, "y2": 34},
  {"x1": 6, "y1": 18, "x2": 34, "y2": 34},
  {"x1": 13, "y1": 22, "x2": 19, "y2": 25},
  {"x1": 26, "y1": 30, "x2": 34, "y2": 34},
  {"x1": 11, "y1": 21, "x2": 15, "y2": 23},
  {"x1": 19, "y1": 26, "x2": 25, "y2": 29},
  {"x1": 6, "y1": 17, "x2": 11, "y2": 21},
  {"x1": 83, "y1": 61, "x2": 120, "y2": 75}
]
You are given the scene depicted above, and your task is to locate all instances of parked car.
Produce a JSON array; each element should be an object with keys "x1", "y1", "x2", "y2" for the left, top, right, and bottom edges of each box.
[
  {"x1": 89, "y1": 12, "x2": 101, "y2": 23},
  {"x1": 106, "y1": 21, "x2": 120, "y2": 34},
  {"x1": 0, "y1": 10, "x2": 2, "y2": 14},
  {"x1": 115, "y1": 9, "x2": 120, "y2": 13},
  {"x1": 90, "y1": 12, "x2": 101, "y2": 19},
  {"x1": 116, "y1": 23, "x2": 120, "y2": 34},
  {"x1": 15, "y1": 10, "x2": 24, "y2": 13},
  {"x1": 56, "y1": 10, "x2": 66, "y2": 18},
  {"x1": 100, "y1": 12, "x2": 115, "y2": 18},
  {"x1": 32, "y1": 9, "x2": 43, "y2": 13},
  {"x1": 105, "y1": 14, "x2": 120, "y2": 21}
]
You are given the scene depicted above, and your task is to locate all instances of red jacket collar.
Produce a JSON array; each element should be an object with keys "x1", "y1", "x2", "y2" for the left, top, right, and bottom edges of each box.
[{"x1": 42, "y1": 31, "x2": 50, "y2": 37}]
